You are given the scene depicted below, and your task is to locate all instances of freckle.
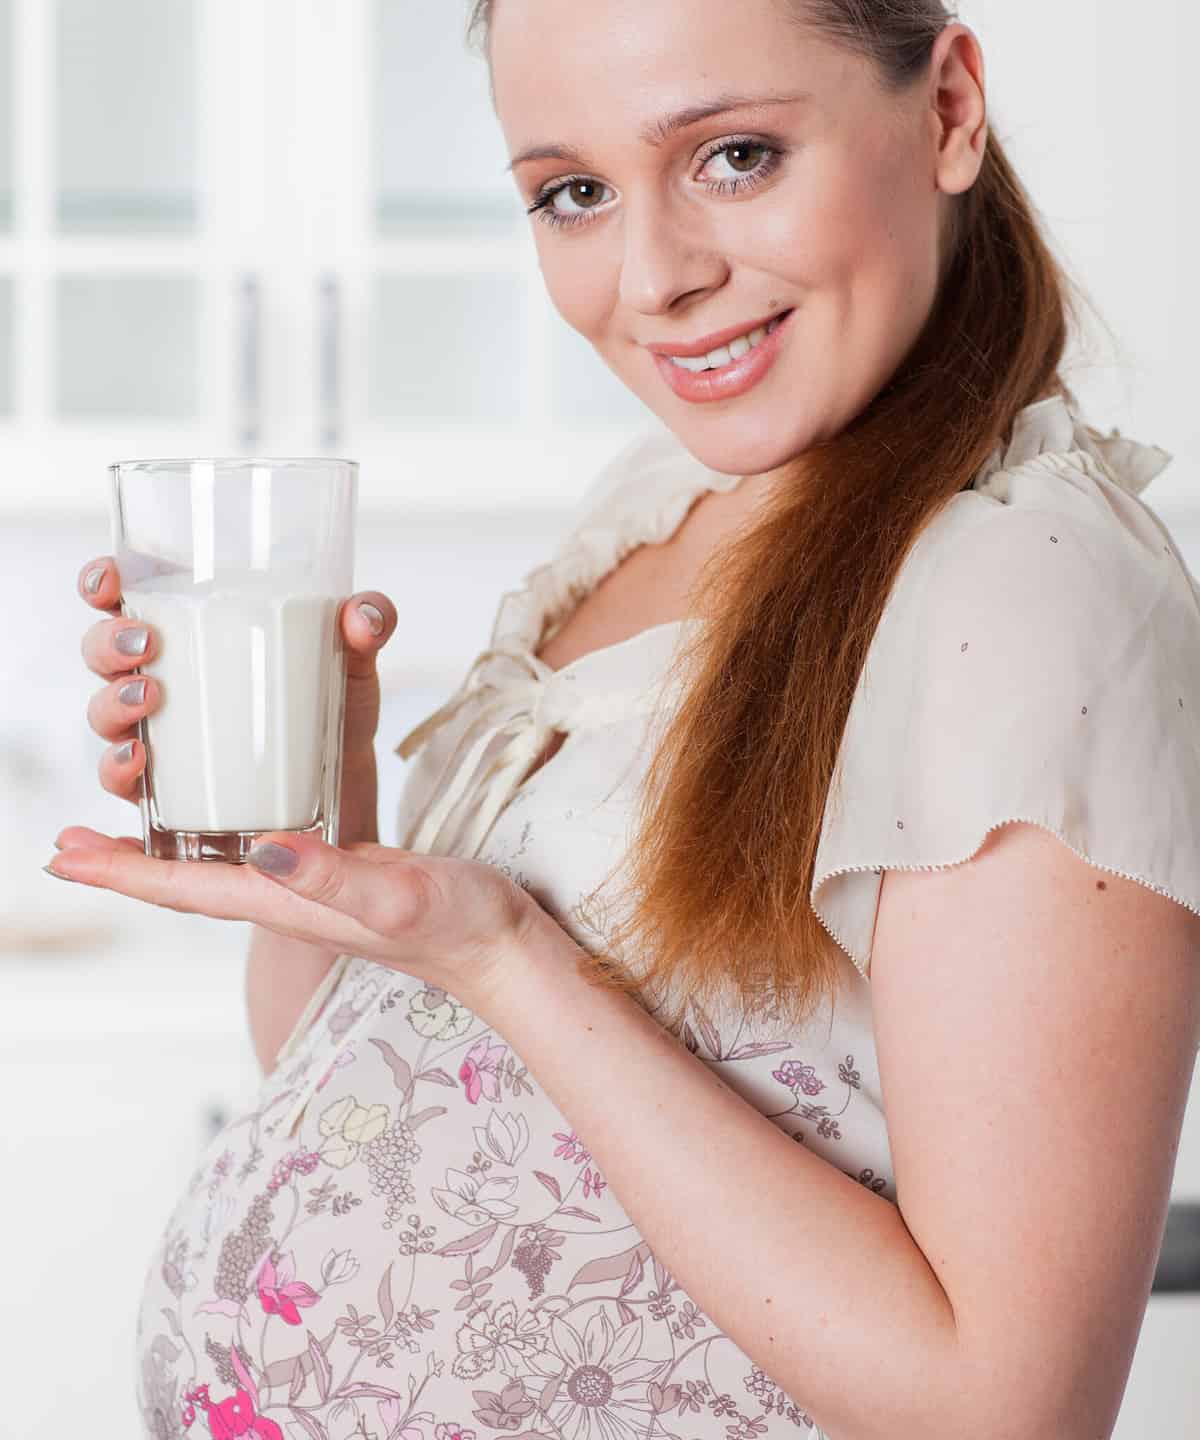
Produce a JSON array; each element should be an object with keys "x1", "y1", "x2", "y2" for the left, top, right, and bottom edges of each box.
[{"x1": 1096, "y1": 880, "x2": 1107, "y2": 891}]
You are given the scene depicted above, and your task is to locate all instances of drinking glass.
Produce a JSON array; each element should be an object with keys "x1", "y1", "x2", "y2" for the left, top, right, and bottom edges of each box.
[{"x1": 108, "y1": 458, "x2": 357, "y2": 862}]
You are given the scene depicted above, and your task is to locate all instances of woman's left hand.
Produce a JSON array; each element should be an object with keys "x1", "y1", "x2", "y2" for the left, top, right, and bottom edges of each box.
[{"x1": 45, "y1": 826, "x2": 544, "y2": 1018}]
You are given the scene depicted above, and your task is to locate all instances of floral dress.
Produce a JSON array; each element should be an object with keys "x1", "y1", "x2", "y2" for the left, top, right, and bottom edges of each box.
[{"x1": 135, "y1": 390, "x2": 1200, "y2": 1440}]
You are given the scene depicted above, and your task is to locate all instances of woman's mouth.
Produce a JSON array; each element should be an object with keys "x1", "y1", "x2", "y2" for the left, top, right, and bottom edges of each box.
[{"x1": 652, "y1": 308, "x2": 796, "y2": 404}]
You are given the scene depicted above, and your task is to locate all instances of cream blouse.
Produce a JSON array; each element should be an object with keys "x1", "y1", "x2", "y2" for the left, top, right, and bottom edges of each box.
[
  {"x1": 134, "y1": 390, "x2": 1199, "y2": 1440},
  {"x1": 284, "y1": 384, "x2": 1198, "y2": 1062}
]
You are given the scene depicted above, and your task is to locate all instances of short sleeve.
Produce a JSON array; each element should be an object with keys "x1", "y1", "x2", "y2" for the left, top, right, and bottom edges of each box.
[{"x1": 811, "y1": 450, "x2": 1200, "y2": 981}]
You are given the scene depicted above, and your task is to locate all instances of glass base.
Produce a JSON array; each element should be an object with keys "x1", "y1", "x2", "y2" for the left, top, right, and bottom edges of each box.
[{"x1": 145, "y1": 817, "x2": 332, "y2": 863}]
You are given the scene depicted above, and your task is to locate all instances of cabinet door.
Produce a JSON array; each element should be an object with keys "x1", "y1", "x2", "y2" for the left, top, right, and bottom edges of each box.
[{"x1": 0, "y1": 0, "x2": 308, "y2": 512}]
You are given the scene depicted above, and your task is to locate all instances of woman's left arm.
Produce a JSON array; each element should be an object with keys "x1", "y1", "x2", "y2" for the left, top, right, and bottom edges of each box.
[
  {"x1": 488, "y1": 898, "x2": 961, "y2": 1440},
  {"x1": 46, "y1": 818, "x2": 1200, "y2": 1440}
]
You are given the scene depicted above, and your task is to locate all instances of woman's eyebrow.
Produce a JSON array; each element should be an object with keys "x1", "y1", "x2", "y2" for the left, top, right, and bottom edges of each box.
[{"x1": 505, "y1": 90, "x2": 813, "y2": 173}]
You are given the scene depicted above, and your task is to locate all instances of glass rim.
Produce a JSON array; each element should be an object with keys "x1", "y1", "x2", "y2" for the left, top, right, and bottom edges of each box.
[{"x1": 108, "y1": 457, "x2": 359, "y2": 472}]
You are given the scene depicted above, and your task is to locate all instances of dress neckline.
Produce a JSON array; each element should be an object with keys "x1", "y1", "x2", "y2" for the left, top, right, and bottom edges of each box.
[
  {"x1": 389, "y1": 389, "x2": 1172, "y2": 860},
  {"x1": 494, "y1": 387, "x2": 1172, "y2": 689}
]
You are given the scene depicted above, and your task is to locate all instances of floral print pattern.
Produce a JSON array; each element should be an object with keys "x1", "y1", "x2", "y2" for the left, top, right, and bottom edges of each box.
[{"x1": 135, "y1": 915, "x2": 894, "y2": 1440}]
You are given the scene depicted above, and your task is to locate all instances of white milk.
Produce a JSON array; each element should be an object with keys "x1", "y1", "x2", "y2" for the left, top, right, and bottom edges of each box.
[{"x1": 123, "y1": 569, "x2": 342, "y2": 833}]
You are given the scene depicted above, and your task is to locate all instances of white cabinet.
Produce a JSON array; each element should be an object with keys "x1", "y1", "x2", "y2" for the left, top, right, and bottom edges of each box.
[{"x1": 0, "y1": 0, "x2": 647, "y2": 518}]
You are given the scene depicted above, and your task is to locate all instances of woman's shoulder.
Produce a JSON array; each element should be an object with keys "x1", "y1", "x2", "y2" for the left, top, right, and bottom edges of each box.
[
  {"x1": 812, "y1": 392, "x2": 1200, "y2": 980},
  {"x1": 894, "y1": 391, "x2": 1188, "y2": 648}
]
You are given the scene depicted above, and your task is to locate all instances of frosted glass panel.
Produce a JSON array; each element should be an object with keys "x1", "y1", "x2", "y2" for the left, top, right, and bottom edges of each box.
[
  {"x1": 548, "y1": 314, "x2": 655, "y2": 427},
  {"x1": 56, "y1": 273, "x2": 198, "y2": 417},
  {"x1": 56, "y1": 0, "x2": 198, "y2": 233},
  {"x1": 0, "y1": 275, "x2": 12, "y2": 413},
  {"x1": 373, "y1": 0, "x2": 521, "y2": 230},
  {"x1": 0, "y1": 0, "x2": 11, "y2": 230},
  {"x1": 368, "y1": 271, "x2": 524, "y2": 423}
]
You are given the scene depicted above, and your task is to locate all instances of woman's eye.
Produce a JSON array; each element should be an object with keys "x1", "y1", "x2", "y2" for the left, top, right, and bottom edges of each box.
[
  {"x1": 699, "y1": 141, "x2": 771, "y2": 183},
  {"x1": 534, "y1": 178, "x2": 613, "y2": 227}
]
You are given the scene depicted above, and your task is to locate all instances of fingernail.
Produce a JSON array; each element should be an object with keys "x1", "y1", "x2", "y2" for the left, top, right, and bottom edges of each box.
[
  {"x1": 247, "y1": 842, "x2": 300, "y2": 877},
  {"x1": 115, "y1": 627, "x2": 149, "y2": 656},
  {"x1": 42, "y1": 863, "x2": 79, "y2": 883},
  {"x1": 118, "y1": 678, "x2": 146, "y2": 706},
  {"x1": 114, "y1": 739, "x2": 136, "y2": 764},
  {"x1": 357, "y1": 601, "x2": 384, "y2": 637},
  {"x1": 84, "y1": 566, "x2": 106, "y2": 595}
]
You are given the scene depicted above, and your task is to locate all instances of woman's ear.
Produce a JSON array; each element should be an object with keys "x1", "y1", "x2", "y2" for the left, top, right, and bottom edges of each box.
[{"x1": 928, "y1": 23, "x2": 989, "y2": 196}]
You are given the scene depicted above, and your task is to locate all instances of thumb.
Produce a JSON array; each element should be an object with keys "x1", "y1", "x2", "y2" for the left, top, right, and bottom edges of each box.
[
  {"x1": 245, "y1": 832, "x2": 431, "y2": 936},
  {"x1": 342, "y1": 592, "x2": 397, "y2": 681}
]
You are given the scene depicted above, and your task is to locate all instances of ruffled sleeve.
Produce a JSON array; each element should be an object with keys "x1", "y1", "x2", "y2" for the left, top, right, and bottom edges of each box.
[{"x1": 812, "y1": 399, "x2": 1200, "y2": 981}]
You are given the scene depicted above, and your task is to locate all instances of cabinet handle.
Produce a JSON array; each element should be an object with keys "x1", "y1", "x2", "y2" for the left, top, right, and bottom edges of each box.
[
  {"x1": 318, "y1": 271, "x2": 341, "y2": 450},
  {"x1": 237, "y1": 273, "x2": 262, "y2": 451}
]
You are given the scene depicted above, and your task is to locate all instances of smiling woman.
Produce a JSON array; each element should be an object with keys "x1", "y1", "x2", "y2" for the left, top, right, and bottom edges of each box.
[{"x1": 82, "y1": 3, "x2": 1200, "y2": 1439}]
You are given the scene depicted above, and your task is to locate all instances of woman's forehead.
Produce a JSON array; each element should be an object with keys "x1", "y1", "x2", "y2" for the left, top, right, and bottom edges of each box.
[{"x1": 488, "y1": 0, "x2": 857, "y2": 140}]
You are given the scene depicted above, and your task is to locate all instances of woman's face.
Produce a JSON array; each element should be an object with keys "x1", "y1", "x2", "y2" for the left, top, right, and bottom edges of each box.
[{"x1": 490, "y1": 0, "x2": 986, "y2": 480}]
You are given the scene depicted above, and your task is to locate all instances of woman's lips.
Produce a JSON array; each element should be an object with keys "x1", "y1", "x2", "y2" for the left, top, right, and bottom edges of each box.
[{"x1": 652, "y1": 308, "x2": 796, "y2": 404}]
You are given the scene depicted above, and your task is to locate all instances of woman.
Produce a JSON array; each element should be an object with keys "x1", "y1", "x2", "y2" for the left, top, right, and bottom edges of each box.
[{"x1": 57, "y1": 2, "x2": 1200, "y2": 1437}]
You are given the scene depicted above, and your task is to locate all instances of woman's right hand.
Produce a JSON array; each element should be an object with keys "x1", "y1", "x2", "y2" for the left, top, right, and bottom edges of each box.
[{"x1": 72, "y1": 557, "x2": 398, "y2": 848}]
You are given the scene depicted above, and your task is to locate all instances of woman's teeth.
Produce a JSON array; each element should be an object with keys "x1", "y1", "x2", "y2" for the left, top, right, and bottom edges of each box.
[{"x1": 668, "y1": 313, "x2": 786, "y2": 372}]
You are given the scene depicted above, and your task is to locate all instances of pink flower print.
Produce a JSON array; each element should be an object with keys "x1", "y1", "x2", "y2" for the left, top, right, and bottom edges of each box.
[
  {"x1": 552, "y1": 1130, "x2": 591, "y2": 1165},
  {"x1": 581, "y1": 1166, "x2": 606, "y2": 1200},
  {"x1": 205, "y1": 1388, "x2": 283, "y2": 1439},
  {"x1": 255, "y1": 1250, "x2": 320, "y2": 1326},
  {"x1": 435, "y1": 1425, "x2": 477, "y2": 1440},
  {"x1": 770, "y1": 1059, "x2": 825, "y2": 1096},
  {"x1": 184, "y1": 1384, "x2": 283, "y2": 1440},
  {"x1": 458, "y1": 1038, "x2": 506, "y2": 1104}
]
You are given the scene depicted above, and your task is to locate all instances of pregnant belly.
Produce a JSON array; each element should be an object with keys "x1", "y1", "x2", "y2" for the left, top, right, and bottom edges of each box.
[{"x1": 134, "y1": 958, "x2": 823, "y2": 1440}]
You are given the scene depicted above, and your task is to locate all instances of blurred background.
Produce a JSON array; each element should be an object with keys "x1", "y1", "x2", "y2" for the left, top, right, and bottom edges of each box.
[{"x1": 2, "y1": 0, "x2": 1198, "y2": 1434}]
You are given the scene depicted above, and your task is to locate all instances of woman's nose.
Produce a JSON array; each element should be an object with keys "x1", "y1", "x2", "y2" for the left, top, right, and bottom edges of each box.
[{"x1": 617, "y1": 198, "x2": 728, "y2": 316}]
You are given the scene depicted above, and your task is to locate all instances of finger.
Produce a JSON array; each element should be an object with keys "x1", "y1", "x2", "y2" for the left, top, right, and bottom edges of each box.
[
  {"x1": 54, "y1": 825, "x2": 143, "y2": 852},
  {"x1": 80, "y1": 615, "x2": 158, "y2": 680},
  {"x1": 342, "y1": 592, "x2": 397, "y2": 680},
  {"x1": 245, "y1": 831, "x2": 432, "y2": 936},
  {"x1": 87, "y1": 672, "x2": 160, "y2": 741},
  {"x1": 77, "y1": 557, "x2": 123, "y2": 613},
  {"x1": 98, "y1": 736, "x2": 146, "y2": 804},
  {"x1": 43, "y1": 841, "x2": 388, "y2": 952}
]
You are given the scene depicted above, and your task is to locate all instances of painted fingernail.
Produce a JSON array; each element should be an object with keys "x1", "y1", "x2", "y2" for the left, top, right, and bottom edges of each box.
[
  {"x1": 42, "y1": 863, "x2": 79, "y2": 883},
  {"x1": 357, "y1": 601, "x2": 385, "y2": 637},
  {"x1": 115, "y1": 627, "x2": 149, "y2": 656},
  {"x1": 118, "y1": 678, "x2": 146, "y2": 707},
  {"x1": 247, "y1": 842, "x2": 300, "y2": 876},
  {"x1": 84, "y1": 566, "x2": 106, "y2": 595},
  {"x1": 114, "y1": 739, "x2": 136, "y2": 764}
]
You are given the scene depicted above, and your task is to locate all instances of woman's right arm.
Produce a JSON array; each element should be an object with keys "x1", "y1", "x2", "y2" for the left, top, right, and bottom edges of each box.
[
  {"x1": 245, "y1": 926, "x2": 341, "y2": 1075},
  {"x1": 73, "y1": 556, "x2": 398, "y2": 1077}
]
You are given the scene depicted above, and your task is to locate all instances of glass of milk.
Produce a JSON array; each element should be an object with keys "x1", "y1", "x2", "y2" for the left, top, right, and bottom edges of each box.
[{"x1": 108, "y1": 458, "x2": 357, "y2": 862}]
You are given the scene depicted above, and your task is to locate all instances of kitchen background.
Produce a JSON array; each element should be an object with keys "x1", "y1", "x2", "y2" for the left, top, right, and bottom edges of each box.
[{"x1": 2, "y1": 0, "x2": 1198, "y2": 1435}]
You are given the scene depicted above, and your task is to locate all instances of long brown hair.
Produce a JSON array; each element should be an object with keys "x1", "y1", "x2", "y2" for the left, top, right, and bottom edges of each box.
[{"x1": 466, "y1": 0, "x2": 1106, "y2": 1031}]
